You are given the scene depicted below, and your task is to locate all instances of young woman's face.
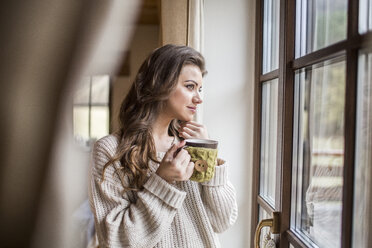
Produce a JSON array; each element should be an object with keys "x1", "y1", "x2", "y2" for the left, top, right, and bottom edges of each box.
[{"x1": 163, "y1": 64, "x2": 203, "y2": 121}]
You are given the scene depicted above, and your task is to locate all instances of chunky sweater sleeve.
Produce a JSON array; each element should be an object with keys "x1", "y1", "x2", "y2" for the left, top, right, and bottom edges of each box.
[
  {"x1": 200, "y1": 162, "x2": 238, "y2": 233},
  {"x1": 89, "y1": 136, "x2": 186, "y2": 248}
]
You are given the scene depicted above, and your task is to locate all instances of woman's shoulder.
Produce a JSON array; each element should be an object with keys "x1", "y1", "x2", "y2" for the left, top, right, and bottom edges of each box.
[
  {"x1": 93, "y1": 132, "x2": 121, "y2": 161},
  {"x1": 91, "y1": 132, "x2": 121, "y2": 176}
]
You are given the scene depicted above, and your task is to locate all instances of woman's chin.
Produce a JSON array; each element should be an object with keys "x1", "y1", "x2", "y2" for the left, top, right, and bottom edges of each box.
[{"x1": 179, "y1": 116, "x2": 193, "y2": 122}]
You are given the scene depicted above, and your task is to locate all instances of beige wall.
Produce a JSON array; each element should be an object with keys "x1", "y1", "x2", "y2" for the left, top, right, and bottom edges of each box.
[
  {"x1": 111, "y1": 25, "x2": 160, "y2": 131},
  {"x1": 203, "y1": 0, "x2": 256, "y2": 247},
  {"x1": 160, "y1": 0, "x2": 187, "y2": 45}
]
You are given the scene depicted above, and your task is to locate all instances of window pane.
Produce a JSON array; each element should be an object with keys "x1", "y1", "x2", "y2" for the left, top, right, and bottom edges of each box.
[
  {"x1": 73, "y1": 106, "x2": 90, "y2": 142},
  {"x1": 359, "y1": 0, "x2": 372, "y2": 34},
  {"x1": 259, "y1": 79, "x2": 279, "y2": 207},
  {"x1": 74, "y1": 77, "x2": 90, "y2": 104},
  {"x1": 262, "y1": 0, "x2": 280, "y2": 74},
  {"x1": 295, "y1": 0, "x2": 347, "y2": 58},
  {"x1": 352, "y1": 52, "x2": 372, "y2": 248},
  {"x1": 91, "y1": 75, "x2": 110, "y2": 104},
  {"x1": 291, "y1": 58, "x2": 345, "y2": 248},
  {"x1": 91, "y1": 106, "x2": 110, "y2": 140}
]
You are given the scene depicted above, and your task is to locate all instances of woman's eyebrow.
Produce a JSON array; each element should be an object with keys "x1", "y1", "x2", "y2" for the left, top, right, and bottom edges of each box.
[{"x1": 184, "y1": 80, "x2": 200, "y2": 86}]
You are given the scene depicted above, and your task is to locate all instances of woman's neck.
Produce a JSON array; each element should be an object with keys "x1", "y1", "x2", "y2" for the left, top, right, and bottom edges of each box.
[
  {"x1": 152, "y1": 114, "x2": 172, "y2": 139},
  {"x1": 152, "y1": 114, "x2": 175, "y2": 152}
]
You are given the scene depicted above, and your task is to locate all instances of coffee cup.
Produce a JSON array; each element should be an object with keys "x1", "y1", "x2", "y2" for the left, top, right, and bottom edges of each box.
[{"x1": 184, "y1": 138, "x2": 218, "y2": 182}]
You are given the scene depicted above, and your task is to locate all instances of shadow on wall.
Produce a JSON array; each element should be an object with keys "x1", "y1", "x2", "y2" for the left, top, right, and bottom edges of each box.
[{"x1": 0, "y1": 1, "x2": 140, "y2": 247}]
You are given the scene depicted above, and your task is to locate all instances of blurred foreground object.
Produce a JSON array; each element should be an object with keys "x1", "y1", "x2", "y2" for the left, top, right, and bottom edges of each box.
[{"x1": 0, "y1": 1, "x2": 140, "y2": 247}]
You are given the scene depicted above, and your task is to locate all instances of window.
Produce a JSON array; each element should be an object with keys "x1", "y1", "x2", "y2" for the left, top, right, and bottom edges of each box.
[
  {"x1": 259, "y1": 79, "x2": 279, "y2": 207},
  {"x1": 291, "y1": 57, "x2": 345, "y2": 247},
  {"x1": 295, "y1": 0, "x2": 347, "y2": 57},
  {"x1": 252, "y1": 0, "x2": 372, "y2": 247},
  {"x1": 73, "y1": 75, "x2": 111, "y2": 147}
]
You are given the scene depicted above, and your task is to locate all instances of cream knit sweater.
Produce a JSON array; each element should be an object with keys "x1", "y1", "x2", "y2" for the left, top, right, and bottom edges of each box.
[{"x1": 89, "y1": 133, "x2": 238, "y2": 248}]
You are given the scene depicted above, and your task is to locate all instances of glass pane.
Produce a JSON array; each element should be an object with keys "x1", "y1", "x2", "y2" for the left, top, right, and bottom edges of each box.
[
  {"x1": 359, "y1": 0, "x2": 372, "y2": 34},
  {"x1": 73, "y1": 106, "x2": 90, "y2": 142},
  {"x1": 91, "y1": 75, "x2": 110, "y2": 104},
  {"x1": 91, "y1": 106, "x2": 109, "y2": 140},
  {"x1": 352, "y1": 52, "x2": 372, "y2": 248},
  {"x1": 262, "y1": 0, "x2": 280, "y2": 74},
  {"x1": 295, "y1": 0, "x2": 347, "y2": 58},
  {"x1": 291, "y1": 58, "x2": 345, "y2": 248},
  {"x1": 74, "y1": 77, "x2": 90, "y2": 104},
  {"x1": 259, "y1": 207, "x2": 271, "y2": 221},
  {"x1": 259, "y1": 79, "x2": 279, "y2": 207}
]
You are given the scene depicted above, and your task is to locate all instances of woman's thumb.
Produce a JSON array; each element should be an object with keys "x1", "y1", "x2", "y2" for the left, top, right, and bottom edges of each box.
[{"x1": 167, "y1": 140, "x2": 186, "y2": 157}]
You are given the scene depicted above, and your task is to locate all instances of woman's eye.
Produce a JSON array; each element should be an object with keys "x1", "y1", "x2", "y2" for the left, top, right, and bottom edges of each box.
[
  {"x1": 198, "y1": 87, "x2": 203, "y2": 93},
  {"x1": 186, "y1": 84, "x2": 195, "y2": 90}
]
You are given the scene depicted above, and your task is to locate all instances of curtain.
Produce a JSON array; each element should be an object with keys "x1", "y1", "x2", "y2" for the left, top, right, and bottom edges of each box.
[
  {"x1": 160, "y1": 0, "x2": 205, "y2": 121},
  {"x1": 187, "y1": 0, "x2": 204, "y2": 122}
]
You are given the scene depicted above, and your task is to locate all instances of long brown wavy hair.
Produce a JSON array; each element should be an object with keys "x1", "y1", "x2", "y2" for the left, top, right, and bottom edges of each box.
[{"x1": 102, "y1": 44, "x2": 206, "y2": 191}]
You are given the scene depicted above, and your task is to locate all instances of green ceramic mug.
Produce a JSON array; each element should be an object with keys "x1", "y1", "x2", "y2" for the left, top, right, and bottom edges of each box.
[{"x1": 184, "y1": 138, "x2": 218, "y2": 183}]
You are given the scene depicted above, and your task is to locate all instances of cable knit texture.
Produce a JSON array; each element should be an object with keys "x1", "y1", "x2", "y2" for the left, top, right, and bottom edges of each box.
[
  {"x1": 186, "y1": 147, "x2": 218, "y2": 182},
  {"x1": 89, "y1": 133, "x2": 238, "y2": 248}
]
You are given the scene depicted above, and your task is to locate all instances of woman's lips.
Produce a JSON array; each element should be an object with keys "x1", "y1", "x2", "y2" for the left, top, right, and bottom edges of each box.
[{"x1": 187, "y1": 106, "x2": 196, "y2": 113}]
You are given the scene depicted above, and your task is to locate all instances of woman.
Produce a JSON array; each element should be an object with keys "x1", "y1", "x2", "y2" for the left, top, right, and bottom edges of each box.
[{"x1": 89, "y1": 44, "x2": 238, "y2": 248}]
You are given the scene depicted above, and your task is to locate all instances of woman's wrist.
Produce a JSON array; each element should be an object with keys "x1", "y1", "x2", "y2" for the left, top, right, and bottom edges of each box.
[{"x1": 155, "y1": 170, "x2": 173, "y2": 184}]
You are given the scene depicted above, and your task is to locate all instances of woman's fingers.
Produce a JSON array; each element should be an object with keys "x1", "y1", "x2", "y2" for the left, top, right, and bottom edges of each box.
[
  {"x1": 158, "y1": 140, "x2": 195, "y2": 182},
  {"x1": 178, "y1": 160, "x2": 194, "y2": 181},
  {"x1": 165, "y1": 140, "x2": 185, "y2": 159},
  {"x1": 183, "y1": 127, "x2": 198, "y2": 135},
  {"x1": 173, "y1": 149, "x2": 190, "y2": 165},
  {"x1": 183, "y1": 123, "x2": 200, "y2": 131},
  {"x1": 185, "y1": 161, "x2": 195, "y2": 179},
  {"x1": 179, "y1": 130, "x2": 193, "y2": 139},
  {"x1": 179, "y1": 121, "x2": 208, "y2": 139},
  {"x1": 187, "y1": 122, "x2": 204, "y2": 131}
]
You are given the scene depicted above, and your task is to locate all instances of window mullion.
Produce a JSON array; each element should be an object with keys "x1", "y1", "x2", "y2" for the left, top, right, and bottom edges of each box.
[
  {"x1": 342, "y1": 0, "x2": 360, "y2": 247},
  {"x1": 278, "y1": 0, "x2": 296, "y2": 248}
]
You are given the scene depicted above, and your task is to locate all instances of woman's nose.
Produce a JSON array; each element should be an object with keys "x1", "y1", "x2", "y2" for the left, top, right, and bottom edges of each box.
[{"x1": 193, "y1": 92, "x2": 203, "y2": 104}]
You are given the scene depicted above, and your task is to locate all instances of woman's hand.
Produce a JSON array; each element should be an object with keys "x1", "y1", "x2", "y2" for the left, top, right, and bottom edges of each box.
[
  {"x1": 156, "y1": 140, "x2": 195, "y2": 183},
  {"x1": 179, "y1": 121, "x2": 209, "y2": 139}
]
